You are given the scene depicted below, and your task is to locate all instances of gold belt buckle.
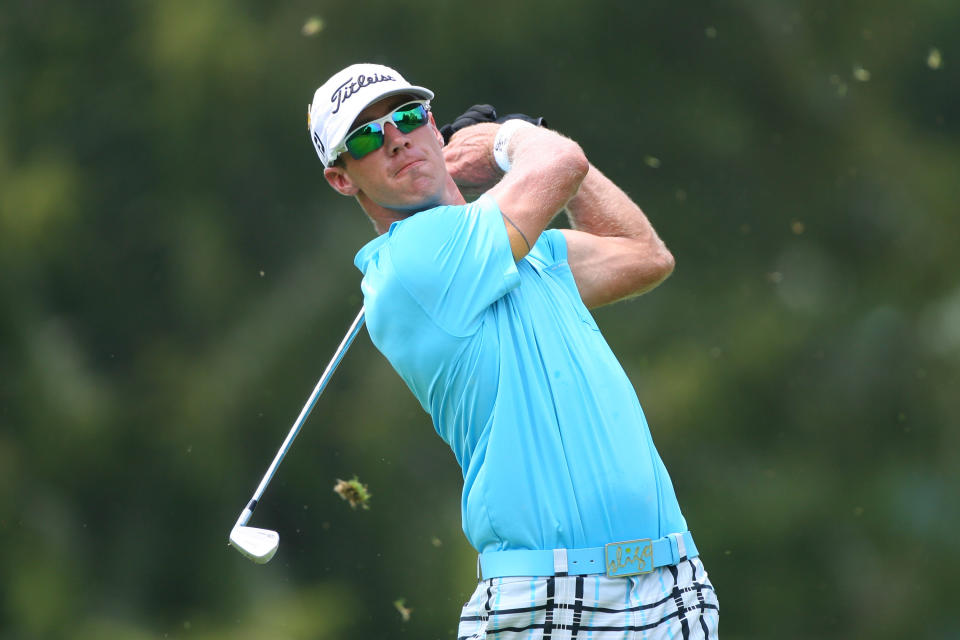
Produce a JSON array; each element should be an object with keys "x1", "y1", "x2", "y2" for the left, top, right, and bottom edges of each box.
[{"x1": 604, "y1": 538, "x2": 654, "y2": 577}]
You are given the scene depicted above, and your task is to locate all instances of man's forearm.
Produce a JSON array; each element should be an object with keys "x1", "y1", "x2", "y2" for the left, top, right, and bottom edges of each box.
[
  {"x1": 558, "y1": 163, "x2": 675, "y2": 306},
  {"x1": 565, "y1": 164, "x2": 665, "y2": 251}
]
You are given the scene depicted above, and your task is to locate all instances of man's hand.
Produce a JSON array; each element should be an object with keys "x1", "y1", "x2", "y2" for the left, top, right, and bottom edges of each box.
[
  {"x1": 441, "y1": 105, "x2": 548, "y2": 199},
  {"x1": 443, "y1": 122, "x2": 502, "y2": 199},
  {"x1": 440, "y1": 104, "x2": 547, "y2": 145},
  {"x1": 439, "y1": 104, "x2": 498, "y2": 144}
]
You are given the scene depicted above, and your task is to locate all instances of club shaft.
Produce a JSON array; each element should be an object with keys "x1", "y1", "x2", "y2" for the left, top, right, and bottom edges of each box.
[{"x1": 235, "y1": 306, "x2": 366, "y2": 528}]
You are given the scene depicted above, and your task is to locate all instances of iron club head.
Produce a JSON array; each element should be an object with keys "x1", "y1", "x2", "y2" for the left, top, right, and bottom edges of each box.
[{"x1": 229, "y1": 525, "x2": 279, "y2": 564}]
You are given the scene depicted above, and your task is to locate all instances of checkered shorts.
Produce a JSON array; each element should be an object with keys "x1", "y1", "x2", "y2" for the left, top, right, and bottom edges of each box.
[{"x1": 457, "y1": 556, "x2": 718, "y2": 639}]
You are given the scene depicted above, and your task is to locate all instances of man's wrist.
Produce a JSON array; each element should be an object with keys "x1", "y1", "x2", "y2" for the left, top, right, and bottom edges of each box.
[{"x1": 493, "y1": 119, "x2": 535, "y2": 173}]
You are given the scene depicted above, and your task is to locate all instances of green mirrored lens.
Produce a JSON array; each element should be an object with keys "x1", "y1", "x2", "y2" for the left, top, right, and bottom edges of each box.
[
  {"x1": 341, "y1": 102, "x2": 427, "y2": 160},
  {"x1": 393, "y1": 104, "x2": 428, "y2": 133},
  {"x1": 345, "y1": 124, "x2": 383, "y2": 159}
]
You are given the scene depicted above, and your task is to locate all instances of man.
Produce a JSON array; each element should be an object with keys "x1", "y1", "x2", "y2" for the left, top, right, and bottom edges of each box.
[{"x1": 308, "y1": 63, "x2": 719, "y2": 639}]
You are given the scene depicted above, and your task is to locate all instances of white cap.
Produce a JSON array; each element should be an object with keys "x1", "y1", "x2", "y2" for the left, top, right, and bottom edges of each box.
[{"x1": 307, "y1": 63, "x2": 434, "y2": 166}]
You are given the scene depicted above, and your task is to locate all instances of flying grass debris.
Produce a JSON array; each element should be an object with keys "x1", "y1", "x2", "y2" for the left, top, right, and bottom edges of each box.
[
  {"x1": 333, "y1": 476, "x2": 371, "y2": 510},
  {"x1": 394, "y1": 598, "x2": 413, "y2": 622},
  {"x1": 302, "y1": 16, "x2": 324, "y2": 36}
]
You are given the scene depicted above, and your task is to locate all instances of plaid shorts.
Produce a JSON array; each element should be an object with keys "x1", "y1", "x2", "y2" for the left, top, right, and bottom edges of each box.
[{"x1": 457, "y1": 556, "x2": 718, "y2": 640}]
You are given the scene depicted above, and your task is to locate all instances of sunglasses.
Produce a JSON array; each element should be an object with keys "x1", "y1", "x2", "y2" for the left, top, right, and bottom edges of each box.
[{"x1": 333, "y1": 100, "x2": 431, "y2": 162}]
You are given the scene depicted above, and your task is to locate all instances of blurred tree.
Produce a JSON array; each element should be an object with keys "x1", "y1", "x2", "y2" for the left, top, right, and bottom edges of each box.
[{"x1": 0, "y1": 0, "x2": 957, "y2": 638}]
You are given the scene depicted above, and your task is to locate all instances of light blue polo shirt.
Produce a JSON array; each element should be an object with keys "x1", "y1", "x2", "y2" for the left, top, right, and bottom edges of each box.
[{"x1": 354, "y1": 194, "x2": 687, "y2": 553}]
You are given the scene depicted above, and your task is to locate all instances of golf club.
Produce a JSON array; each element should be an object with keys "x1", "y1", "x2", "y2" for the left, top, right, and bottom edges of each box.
[{"x1": 229, "y1": 306, "x2": 366, "y2": 563}]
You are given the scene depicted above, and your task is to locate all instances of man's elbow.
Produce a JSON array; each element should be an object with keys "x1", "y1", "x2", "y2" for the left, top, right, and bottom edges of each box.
[
  {"x1": 654, "y1": 248, "x2": 675, "y2": 283},
  {"x1": 628, "y1": 245, "x2": 675, "y2": 295},
  {"x1": 556, "y1": 141, "x2": 589, "y2": 193}
]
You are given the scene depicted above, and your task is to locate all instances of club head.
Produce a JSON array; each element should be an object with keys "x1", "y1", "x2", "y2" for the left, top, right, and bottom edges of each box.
[{"x1": 229, "y1": 525, "x2": 279, "y2": 564}]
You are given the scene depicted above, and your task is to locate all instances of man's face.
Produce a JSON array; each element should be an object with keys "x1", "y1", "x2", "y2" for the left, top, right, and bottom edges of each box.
[{"x1": 331, "y1": 94, "x2": 448, "y2": 212}]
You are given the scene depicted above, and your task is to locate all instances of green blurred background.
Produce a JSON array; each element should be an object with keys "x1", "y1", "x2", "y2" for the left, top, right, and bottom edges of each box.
[{"x1": 1, "y1": 1, "x2": 957, "y2": 638}]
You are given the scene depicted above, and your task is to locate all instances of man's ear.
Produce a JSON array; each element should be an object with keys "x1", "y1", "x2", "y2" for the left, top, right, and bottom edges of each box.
[{"x1": 324, "y1": 166, "x2": 360, "y2": 196}]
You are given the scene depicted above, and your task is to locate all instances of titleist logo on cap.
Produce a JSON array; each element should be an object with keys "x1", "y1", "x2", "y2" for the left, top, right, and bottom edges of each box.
[{"x1": 330, "y1": 72, "x2": 397, "y2": 114}]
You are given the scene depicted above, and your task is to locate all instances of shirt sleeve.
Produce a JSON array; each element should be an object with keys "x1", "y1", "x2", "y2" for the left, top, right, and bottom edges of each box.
[
  {"x1": 527, "y1": 228, "x2": 569, "y2": 267},
  {"x1": 386, "y1": 194, "x2": 521, "y2": 336}
]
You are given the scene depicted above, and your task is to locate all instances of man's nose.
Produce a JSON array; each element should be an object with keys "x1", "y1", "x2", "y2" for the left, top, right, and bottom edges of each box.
[{"x1": 383, "y1": 123, "x2": 410, "y2": 155}]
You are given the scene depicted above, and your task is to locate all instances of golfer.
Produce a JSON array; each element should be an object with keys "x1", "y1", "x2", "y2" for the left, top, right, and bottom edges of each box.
[{"x1": 308, "y1": 63, "x2": 719, "y2": 639}]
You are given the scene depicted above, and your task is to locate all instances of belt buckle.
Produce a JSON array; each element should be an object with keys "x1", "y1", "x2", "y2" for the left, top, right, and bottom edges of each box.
[{"x1": 604, "y1": 538, "x2": 653, "y2": 577}]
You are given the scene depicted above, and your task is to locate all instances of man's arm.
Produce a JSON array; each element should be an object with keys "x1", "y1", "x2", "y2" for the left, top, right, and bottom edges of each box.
[
  {"x1": 444, "y1": 123, "x2": 673, "y2": 308},
  {"x1": 444, "y1": 122, "x2": 588, "y2": 260},
  {"x1": 561, "y1": 164, "x2": 674, "y2": 308}
]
